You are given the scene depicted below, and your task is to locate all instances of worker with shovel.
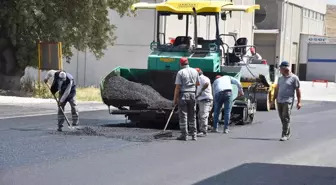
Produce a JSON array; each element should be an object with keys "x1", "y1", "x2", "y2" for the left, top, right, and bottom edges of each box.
[
  {"x1": 173, "y1": 57, "x2": 199, "y2": 141},
  {"x1": 45, "y1": 70, "x2": 79, "y2": 132}
]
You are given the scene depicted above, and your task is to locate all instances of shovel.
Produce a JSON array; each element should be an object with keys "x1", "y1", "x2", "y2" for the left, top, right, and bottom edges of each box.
[
  {"x1": 46, "y1": 83, "x2": 78, "y2": 131},
  {"x1": 153, "y1": 105, "x2": 176, "y2": 139}
]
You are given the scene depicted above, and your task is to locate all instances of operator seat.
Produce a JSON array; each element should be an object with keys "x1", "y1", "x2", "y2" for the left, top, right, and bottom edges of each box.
[
  {"x1": 226, "y1": 37, "x2": 248, "y2": 65},
  {"x1": 173, "y1": 36, "x2": 191, "y2": 47}
]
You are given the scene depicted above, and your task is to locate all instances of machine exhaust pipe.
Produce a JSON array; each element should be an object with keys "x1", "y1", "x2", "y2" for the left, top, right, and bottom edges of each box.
[{"x1": 192, "y1": 7, "x2": 198, "y2": 48}]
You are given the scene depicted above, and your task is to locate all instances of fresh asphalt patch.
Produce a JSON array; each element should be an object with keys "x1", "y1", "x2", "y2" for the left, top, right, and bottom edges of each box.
[{"x1": 48, "y1": 124, "x2": 180, "y2": 142}]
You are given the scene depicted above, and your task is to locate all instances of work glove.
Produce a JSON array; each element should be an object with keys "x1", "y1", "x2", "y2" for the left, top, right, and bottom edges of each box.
[{"x1": 58, "y1": 100, "x2": 66, "y2": 107}]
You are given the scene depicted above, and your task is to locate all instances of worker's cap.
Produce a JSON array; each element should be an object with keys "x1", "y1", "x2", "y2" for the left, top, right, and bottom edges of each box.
[
  {"x1": 250, "y1": 47, "x2": 255, "y2": 54},
  {"x1": 279, "y1": 61, "x2": 290, "y2": 68},
  {"x1": 215, "y1": 75, "x2": 222, "y2": 79},
  {"x1": 195, "y1": 68, "x2": 203, "y2": 74},
  {"x1": 59, "y1": 71, "x2": 66, "y2": 80},
  {"x1": 180, "y1": 57, "x2": 189, "y2": 65}
]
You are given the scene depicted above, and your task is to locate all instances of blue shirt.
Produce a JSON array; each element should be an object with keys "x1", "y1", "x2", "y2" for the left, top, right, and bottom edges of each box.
[{"x1": 212, "y1": 76, "x2": 242, "y2": 95}]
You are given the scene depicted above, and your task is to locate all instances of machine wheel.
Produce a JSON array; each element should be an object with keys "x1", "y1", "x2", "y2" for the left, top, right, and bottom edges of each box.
[
  {"x1": 256, "y1": 92, "x2": 271, "y2": 111},
  {"x1": 236, "y1": 105, "x2": 254, "y2": 125}
]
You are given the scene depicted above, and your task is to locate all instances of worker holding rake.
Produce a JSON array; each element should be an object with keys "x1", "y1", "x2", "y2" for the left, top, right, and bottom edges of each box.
[{"x1": 44, "y1": 70, "x2": 79, "y2": 132}]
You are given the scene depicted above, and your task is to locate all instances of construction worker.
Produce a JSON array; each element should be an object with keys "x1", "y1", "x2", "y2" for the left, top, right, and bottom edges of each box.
[
  {"x1": 195, "y1": 68, "x2": 213, "y2": 137},
  {"x1": 48, "y1": 71, "x2": 79, "y2": 132},
  {"x1": 212, "y1": 75, "x2": 244, "y2": 133},
  {"x1": 173, "y1": 57, "x2": 199, "y2": 141},
  {"x1": 272, "y1": 61, "x2": 301, "y2": 141}
]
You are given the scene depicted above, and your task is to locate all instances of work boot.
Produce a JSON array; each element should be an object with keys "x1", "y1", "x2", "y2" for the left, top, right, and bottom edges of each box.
[
  {"x1": 177, "y1": 135, "x2": 188, "y2": 141},
  {"x1": 211, "y1": 128, "x2": 219, "y2": 133},
  {"x1": 197, "y1": 131, "x2": 207, "y2": 137},
  {"x1": 280, "y1": 136, "x2": 288, "y2": 141},
  {"x1": 223, "y1": 128, "x2": 230, "y2": 134},
  {"x1": 72, "y1": 121, "x2": 79, "y2": 127}
]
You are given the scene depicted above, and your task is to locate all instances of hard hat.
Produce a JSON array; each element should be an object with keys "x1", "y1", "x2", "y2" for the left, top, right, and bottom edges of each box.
[
  {"x1": 180, "y1": 57, "x2": 189, "y2": 65},
  {"x1": 250, "y1": 47, "x2": 255, "y2": 54},
  {"x1": 195, "y1": 68, "x2": 203, "y2": 75},
  {"x1": 215, "y1": 75, "x2": 222, "y2": 79},
  {"x1": 59, "y1": 71, "x2": 66, "y2": 80}
]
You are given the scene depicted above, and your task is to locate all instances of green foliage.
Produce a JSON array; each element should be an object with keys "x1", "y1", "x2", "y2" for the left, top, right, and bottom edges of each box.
[{"x1": 0, "y1": 0, "x2": 139, "y2": 70}]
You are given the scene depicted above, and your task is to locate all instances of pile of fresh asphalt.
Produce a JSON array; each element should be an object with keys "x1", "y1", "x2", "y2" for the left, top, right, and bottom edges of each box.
[
  {"x1": 101, "y1": 75, "x2": 172, "y2": 109},
  {"x1": 51, "y1": 126, "x2": 178, "y2": 142}
]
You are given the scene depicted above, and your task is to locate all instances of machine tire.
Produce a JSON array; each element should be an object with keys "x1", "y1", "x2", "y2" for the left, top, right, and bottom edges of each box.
[
  {"x1": 256, "y1": 92, "x2": 271, "y2": 111},
  {"x1": 237, "y1": 106, "x2": 254, "y2": 125}
]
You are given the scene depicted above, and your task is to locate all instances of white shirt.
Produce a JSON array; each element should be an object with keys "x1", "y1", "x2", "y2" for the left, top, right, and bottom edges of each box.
[
  {"x1": 212, "y1": 76, "x2": 242, "y2": 96},
  {"x1": 196, "y1": 74, "x2": 213, "y2": 100},
  {"x1": 242, "y1": 51, "x2": 262, "y2": 63}
]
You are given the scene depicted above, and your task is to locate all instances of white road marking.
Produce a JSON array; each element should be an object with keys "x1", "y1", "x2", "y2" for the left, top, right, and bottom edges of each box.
[{"x1": 0, "y1": 108, "x2": 108, "y2": 120}]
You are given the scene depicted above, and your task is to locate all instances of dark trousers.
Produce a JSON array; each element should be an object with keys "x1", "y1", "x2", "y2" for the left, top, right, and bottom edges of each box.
[{"x1": 58, "y1": 97, "x2": 79, "y2": 128}]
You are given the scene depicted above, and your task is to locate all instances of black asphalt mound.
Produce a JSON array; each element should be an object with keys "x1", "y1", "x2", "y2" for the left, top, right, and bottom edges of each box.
[{"x1": 102, "y1": 75, "x2": 173, "y2": 109}]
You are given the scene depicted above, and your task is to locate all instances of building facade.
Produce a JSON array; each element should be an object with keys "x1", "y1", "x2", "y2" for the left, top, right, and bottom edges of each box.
[{"x1": 253, "y1": 0, "x2": 326, "y2": 76}]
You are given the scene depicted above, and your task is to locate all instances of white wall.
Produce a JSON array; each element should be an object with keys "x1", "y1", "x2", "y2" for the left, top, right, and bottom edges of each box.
[
  {"x1": 280, "y1": 3, "x2": 325, "y2": 66},
  {"x1": 278, "y1": 3, "x2": 301, "y2": 67},
  {"x1": 302, "y1": 17, "x2": 325, "y2": 35},
  {"x1": 288, "y1": 0, "x2": 327, "y2": 14}
]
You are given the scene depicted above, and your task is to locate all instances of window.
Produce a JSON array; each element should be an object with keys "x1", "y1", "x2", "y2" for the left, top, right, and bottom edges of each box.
[{"x1": 255, "y1": 5, "x2": 267, "y2": 23}]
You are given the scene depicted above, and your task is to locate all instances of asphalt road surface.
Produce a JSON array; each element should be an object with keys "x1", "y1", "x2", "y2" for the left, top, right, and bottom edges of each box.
[{"x1": 1, "y1": 100, "x2": 336, "y2": 185}]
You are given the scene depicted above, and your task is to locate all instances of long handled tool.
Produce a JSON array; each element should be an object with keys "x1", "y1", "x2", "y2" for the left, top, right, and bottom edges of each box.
[
  {"x1": 153, "y1": 105, "x2": 176, "y2": 139},
  {"x1": 46, "y1": 83, "x2": 76, "y2": 131}
]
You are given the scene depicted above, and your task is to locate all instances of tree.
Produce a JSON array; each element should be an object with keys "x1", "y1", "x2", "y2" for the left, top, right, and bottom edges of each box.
[{"x1": 0, "y1": 0, "x2": 139, "y2": 90}]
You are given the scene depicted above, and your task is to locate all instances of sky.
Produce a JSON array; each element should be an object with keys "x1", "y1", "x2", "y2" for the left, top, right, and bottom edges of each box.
[{"x1": 328, "y1": 0, "x2": 336, "y2": 4}]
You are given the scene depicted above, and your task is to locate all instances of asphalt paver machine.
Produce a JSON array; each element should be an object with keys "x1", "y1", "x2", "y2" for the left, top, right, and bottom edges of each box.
[{"x1": 100, "y1": 0, "x2": 261, "y2": 127}]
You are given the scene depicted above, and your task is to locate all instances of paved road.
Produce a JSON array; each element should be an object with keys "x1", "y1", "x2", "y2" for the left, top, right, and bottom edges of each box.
[{"x1": 1, "y1": 100, "x2": 336, "y2": 185}]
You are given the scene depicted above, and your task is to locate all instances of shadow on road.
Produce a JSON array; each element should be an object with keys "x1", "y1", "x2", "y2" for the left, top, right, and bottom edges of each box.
[
  {"x1": 230, "y1": 137, "x2": 279, "y2": 141},
  {"x1": 193, "y1": 162, "x2": 336, "y2": 185}
]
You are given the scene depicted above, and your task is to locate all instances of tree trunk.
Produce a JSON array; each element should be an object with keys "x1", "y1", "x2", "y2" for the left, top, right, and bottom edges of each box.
[{"x1": 0, "y1": 38, "x2": 24, "y2": 91}]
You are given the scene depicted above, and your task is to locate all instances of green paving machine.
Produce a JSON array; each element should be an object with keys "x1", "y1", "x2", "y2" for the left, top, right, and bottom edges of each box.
[{"x1": 100, "y1": 0, "x2": 261, "y2": 127}]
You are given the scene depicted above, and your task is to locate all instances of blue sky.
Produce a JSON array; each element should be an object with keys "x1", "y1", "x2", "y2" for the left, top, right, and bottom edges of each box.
[{"x1": 328, "y1": 0, "x2": 336, "y2": 4}]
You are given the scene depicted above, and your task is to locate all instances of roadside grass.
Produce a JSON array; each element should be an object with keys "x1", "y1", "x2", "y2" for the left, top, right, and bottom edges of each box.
[{"x1": 21, "y1": 77, "x2": 102, "y2": 102}]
